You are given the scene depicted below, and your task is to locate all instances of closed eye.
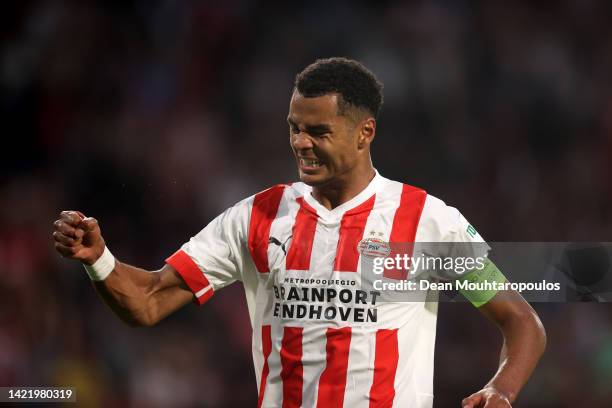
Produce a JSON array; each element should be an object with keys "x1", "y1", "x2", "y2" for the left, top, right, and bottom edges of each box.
[
  {"x1": 305, "y1": 125, "x2": 331, "y2": 136},
  {"x1": 287, "y1": 118, "x2": 331, "y2": 137}
]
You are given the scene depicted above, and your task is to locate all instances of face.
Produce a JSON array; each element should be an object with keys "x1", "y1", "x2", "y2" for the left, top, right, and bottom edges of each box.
[{"x1": 287, "y1": 91, "x2": 373, "y2": 187}]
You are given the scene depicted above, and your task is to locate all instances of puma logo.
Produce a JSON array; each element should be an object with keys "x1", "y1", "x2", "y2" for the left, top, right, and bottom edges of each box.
[{"x1": 269, "y1": 235, "x2": 292, "y2": 255}]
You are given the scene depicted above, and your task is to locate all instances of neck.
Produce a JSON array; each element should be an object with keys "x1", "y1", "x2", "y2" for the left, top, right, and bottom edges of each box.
[{"x1": 312, "y1": 164, "x2": 376, "y2": 210}]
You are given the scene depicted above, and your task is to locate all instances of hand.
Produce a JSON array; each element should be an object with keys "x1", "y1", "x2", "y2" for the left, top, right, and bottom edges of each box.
[
  {"x1": 462, "y1": 386, "x2": 512, "y2": 408},
  {"x1": 53, "y1": 211, "x2": 105, "y2": 265}
]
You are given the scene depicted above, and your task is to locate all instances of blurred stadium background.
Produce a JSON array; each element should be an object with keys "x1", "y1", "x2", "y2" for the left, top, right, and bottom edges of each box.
[{"x1": 2, "y1": 0, "x2": 612, "y2": 406}]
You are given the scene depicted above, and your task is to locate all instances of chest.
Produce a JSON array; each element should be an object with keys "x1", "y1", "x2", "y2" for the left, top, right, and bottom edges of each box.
[{"x1": 265, "y1": 200, "x2": 402, "y2": 279}]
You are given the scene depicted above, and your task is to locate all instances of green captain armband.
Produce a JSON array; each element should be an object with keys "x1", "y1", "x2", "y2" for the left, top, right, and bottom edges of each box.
[{"x1": 457, "y1": 258, "x2": 507, "y2": 307}]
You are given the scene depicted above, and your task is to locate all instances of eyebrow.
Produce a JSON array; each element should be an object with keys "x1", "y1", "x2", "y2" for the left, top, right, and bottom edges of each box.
[{"x1": 287, "y1": 118, "x2": 332, "y2": 133}]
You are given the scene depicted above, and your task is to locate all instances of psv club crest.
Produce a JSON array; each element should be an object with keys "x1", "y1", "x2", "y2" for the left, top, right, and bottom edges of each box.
[{"x1": 358, "y1": 231, "x2": 391, "y2": 259}]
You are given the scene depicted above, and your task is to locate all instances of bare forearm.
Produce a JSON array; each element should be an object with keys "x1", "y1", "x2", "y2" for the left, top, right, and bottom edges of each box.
[
  {"x1": 468, "y1": 290, "x2": 547, "y2": 407},
  {"x1": 53, "y1": 211, "x2": 193, "y2": 326},
  {"x1": 487, "y1": 309, "x2": 546, "y2": 402},
  {"x1": 92, "y1": 261, "x2": 161, "y2": 326},
  {"x1": 92, "y1": 260, "x2": 193, "y2": 326}
]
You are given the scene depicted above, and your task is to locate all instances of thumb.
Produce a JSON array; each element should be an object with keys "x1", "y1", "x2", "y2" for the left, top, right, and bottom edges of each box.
[
  {"x1": 79, "y1": 217, "x2": 99, "y2": 233},
  {"x1": 76, "y1": 217, "x2": 105, "y2": 262},
  {"x1": 462, "y1": 393, "x2": 482, "y2": 408}
]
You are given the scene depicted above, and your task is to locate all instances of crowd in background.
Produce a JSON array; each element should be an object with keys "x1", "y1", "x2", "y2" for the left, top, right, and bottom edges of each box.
[{"x1": 2, "y1": 1, "x2": 612, "y2": 406}]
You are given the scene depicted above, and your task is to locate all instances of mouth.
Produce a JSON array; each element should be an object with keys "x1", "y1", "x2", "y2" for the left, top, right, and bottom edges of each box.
[
  {"x1": 299, "y1": 158, "x2": 322, "y2": 168},
  {"x1": 298, "y1": 157, "x2": 324, "y2": 174}
]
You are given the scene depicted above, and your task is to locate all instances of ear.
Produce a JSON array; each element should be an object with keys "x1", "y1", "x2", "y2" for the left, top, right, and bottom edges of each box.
[{"x1": 357, "y1": 118, "x2": 376, "y2": 150}]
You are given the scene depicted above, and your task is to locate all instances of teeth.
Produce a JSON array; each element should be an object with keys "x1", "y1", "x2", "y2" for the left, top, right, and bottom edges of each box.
[{"x1": 301, "y1": 159, "x2": 320, "y2": 167}]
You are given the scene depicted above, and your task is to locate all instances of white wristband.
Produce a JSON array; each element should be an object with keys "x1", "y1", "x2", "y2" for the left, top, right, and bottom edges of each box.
[{"x1": 83, "y1": 246, "x2": 116, "y2": 281}]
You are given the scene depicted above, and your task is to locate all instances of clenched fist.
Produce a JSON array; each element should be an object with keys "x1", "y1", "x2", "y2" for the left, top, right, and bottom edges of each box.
[
  {"x1": 462, "y1": 386, "x2": 512, "y2": 408},
  {"x1": 52, "y1": 211, "x2": 105, "y2": 265}
]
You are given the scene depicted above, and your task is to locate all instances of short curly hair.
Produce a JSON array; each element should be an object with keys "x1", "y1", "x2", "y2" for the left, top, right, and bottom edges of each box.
[{"x1": 294, "y1": 57, "x2": 384, "y2": 120}]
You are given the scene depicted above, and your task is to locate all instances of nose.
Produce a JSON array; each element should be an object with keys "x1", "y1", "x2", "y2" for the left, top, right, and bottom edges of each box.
[{"x1": 291, "y1": 132, "x2": 314, "y2": 151}]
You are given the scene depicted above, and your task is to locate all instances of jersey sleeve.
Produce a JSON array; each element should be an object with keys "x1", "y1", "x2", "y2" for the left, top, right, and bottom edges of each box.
[
  {"x1": 165, "y1": 199, "x2": 251, "y2": 305},
  {"x1": 416, "y1": 195, "x2": 509, "y2": 307},
  {"x1": 415, "y1": 195, "x2": 491, "y2": 280}
]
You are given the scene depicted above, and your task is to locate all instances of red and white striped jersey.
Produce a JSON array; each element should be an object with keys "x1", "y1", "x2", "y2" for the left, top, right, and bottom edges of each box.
[{"x1": 166, "y1": 171, "x2": 487, "y2": 408}]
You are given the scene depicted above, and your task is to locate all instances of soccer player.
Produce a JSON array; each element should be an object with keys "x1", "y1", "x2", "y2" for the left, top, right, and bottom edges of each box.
[{"x1": 53, "y1": 58, "x2": 545, "y2": 408}]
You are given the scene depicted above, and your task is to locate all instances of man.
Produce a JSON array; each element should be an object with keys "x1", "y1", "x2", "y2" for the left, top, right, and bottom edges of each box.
[{"x1": 53, "y1": 57, "x2": 545, "y2": 408}]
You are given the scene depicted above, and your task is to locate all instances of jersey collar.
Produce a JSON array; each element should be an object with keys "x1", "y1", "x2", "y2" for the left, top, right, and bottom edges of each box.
[{"x1": 302, "y1": 169, "x2": 384, "y2": 222}]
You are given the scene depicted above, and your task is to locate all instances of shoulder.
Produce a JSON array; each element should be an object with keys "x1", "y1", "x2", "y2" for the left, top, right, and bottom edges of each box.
[
  {"x1": 419, "y1": 192, "x2": 463, "y2": 234},
  {"x1": 375, "y1": 175, "x2": 427, "y2": 207},
  {"x1": 422, "y1": 193, "x2": 458, "y2": 221},
  {"x1": 225, "y1": 182, "x2": 306, "y2": 220},
  {"x1": 378, "y1": 175, "x2": 461, "y2": 240},
  {"x1": 417, "y1": 192, "x2": 487, "y2": 244},
  {"x1": 242, "y1": 182, "x2": 306, "y2": 208}
]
